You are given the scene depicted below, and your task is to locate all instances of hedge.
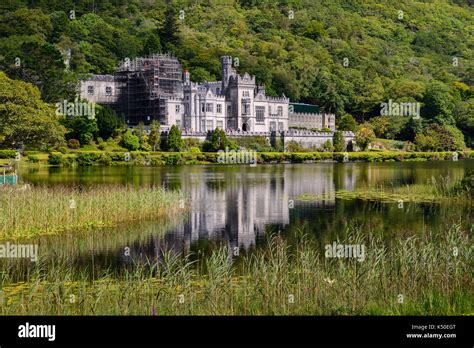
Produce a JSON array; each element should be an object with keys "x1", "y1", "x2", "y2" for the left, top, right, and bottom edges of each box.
[
  {"x1": 0, "y1": 150, "x2": 18, "y2": 159},
  {"x1": 39, "y1": 150, "x2": 473, "y2": 166}
]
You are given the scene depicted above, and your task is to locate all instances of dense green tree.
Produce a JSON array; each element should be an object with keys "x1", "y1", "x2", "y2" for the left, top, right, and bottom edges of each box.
[
  {"x1": 50, "y1": 11, "x2": 70, "y2": 43},
  {"x1": 167, "y1": 125, "x2": 183, "y2": 152},
  {"x1": 0, "y1": 0, "x2": 472, "y2": 147},
  {"x1": 149, "y1": 120, "x2": 161, "y2": 151},
  {"x1": 337, "y1": 114, "x2": 358, "y2": 132},
  {"x1": 399, "y1": 117, "x2": 423, "y2": 142},
  {"x1": 454, "y1": 99, "x2": 474, "y2": 147},
  {"x1": 0, "y1": 72, "x2": 66, "y2": 149},
  {"x1": 62, "y1": 115, "x2": 98, "y2": 146},
  {"x1": 0, "y1": 8, "x2": 52, "y2": 39},
  {"x1": 142, "y1": 33, "x2": 162, "y2": 56},
  {"x1": 2, "y1": 40, "x2": 77, "y2": 102},
  {"x1": 421, "y1": 81, "x2": 457, "y2": 125},
  {"x1": 368, "y1": 116, "x2": 390, "y2": 138},
  {"x1": 96, "y1": 105, "x2": 119, "y2": 140},
  {"x1": 161, "y1": 4, "x2": 180, "y2": 52}
]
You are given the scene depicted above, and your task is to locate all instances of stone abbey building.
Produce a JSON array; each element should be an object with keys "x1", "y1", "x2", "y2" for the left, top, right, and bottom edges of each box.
[{"x1": 79, "y1": 54, "x2": 335, "y2": 133}]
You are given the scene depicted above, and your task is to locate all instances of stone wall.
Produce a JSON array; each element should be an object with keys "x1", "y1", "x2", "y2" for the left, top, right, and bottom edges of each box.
[
  {"x1": 281, "y1": 130, "x2": 355, "y2": 149},
  {"x1": 174, "y1": 130, "x2": 355, "y2": 150}
]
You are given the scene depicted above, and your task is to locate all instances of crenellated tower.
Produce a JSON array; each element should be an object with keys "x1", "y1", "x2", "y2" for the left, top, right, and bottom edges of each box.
[{"x1": 220, "y1": 55, "x2": 236, "y2": 93}]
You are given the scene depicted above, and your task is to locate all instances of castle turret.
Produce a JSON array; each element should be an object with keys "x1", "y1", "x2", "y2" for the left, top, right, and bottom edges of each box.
[{"x1": 220, "y1": 55, "x2": 235, "y2": 92}]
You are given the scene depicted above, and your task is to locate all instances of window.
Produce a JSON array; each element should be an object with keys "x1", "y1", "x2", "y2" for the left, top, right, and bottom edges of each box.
[
  {"x1": 242, "y1": 101, "x2": 250, "y2": 115},
  {"x1": 201, "y1": 119, "x2": 205, "y2": 131},
  {"x1": 87, "y1": 86, "x2": 94, "y2": 95},
  {"x1": 201, "y1": 103, "x2": 205, "y2": 112},
  {"x1": 227, "y1": 105, "x2": 232, "y2": 116},
  {"x1": 105, "y1": 86, "x2": 112, "y2": 96},
  {"x1": 269, "y1": 106, "x2": 272, "y2": 116},
  {"x1": 243, "y1": 91, "x2": 250, "y2": 97},
  {"x1": 270, "y1": 122, "x2": 276, "y2": 131},
  {"x1": 217, "y1": 120, "x2": 223, "y2": 129},
  {"x1": 175, "y1": 105, "x2": 180, "y2": 113},
  {"x1": 277, "y1": 106, "x2": 283, "y2": 116},
  {"x1": 176, "y1": 119, "x2": 181, "y2": 127},
  {"x1": 206, "y1": 120, "x2": 213, "y2": 130},
  {"x1": 216, "y1": 104, "x2": 222, "y2": 113},
  {"x1": 206, "y1": 103, "x2": 213, "y2": 112},
  {"x1": 256, "y1": 106, "x2": 265, "y2": 123},
  {"x1": 278, "y1": 122, "x2": 284, "y2": 131}
]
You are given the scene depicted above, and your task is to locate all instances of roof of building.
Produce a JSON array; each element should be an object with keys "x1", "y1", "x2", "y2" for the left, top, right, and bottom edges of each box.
[{"x1": 290, "y1": 103, "x2": 320, "y2": 114}]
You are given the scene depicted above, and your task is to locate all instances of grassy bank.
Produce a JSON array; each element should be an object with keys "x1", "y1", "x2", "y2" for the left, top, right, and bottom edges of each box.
[
  {"x1": 0, "y1": 185, "x2": 185, "y2": 240},
  {"x1": 13, "y1": 149, "x2": 474, "y2": 166},
  {"x1": 0, "y1": 225, "x2": 471, "y2": 315}
]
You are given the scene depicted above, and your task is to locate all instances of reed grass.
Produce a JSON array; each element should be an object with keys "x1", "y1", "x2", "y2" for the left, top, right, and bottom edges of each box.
[
  {"x1": 298, "y1": 175, "x2": 471, "y2": 204},
  {"x1": 0, "y1": 185, "x2": 185, "y2": 240},
  {"x1": 0, "y1": 224, "x2": 471, "y2": 315}
]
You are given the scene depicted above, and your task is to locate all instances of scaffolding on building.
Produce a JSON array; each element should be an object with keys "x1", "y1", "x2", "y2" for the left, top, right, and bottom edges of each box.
[{"x1": 115, "y1": 53, "x2": 183, "y2": 125}]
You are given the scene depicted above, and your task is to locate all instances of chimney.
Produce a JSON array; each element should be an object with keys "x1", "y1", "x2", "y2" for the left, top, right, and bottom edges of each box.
[{"x1": 183, "y1": 69, "x2": 190, "y2": 84}]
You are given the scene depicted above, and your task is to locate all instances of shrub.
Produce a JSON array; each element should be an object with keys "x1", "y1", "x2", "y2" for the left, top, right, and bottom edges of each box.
[
  {"x1": 0, "y1": 150, "x2": 17, "y2": 158},
  {"x1": 183, "y1": 138, "x2": 202, "y2": 151},
  {"x1": 163, "y1": 153, "x2": 183, "y2": 165},
  {"x1": 67, "y1": 139, "x2": 80, "y2": 149},
  {"x1": 286, "y1": 140, "x2": 305, "y2": 152},
  {"x1": 355, "y1": 127, "x2": 375, "y2": 150},
  {"x1": 189, "y1": 147, "x2": 201, "y2": 153},
  {"x1": 321, "y1": 140, "x2": 333, "y2": 152},
  {"x1": 415, "y1": 124, "x2": 466, "y2": 151},
  {"x1": 76, "y1": 152, "x2": 101, "y2": 166},
  {"x1": 234, "y1": 136, "x2": 269, "y2": 150},
  {"x1": 27, "y1": 155, "x2": 39, "y2": 163},
  {"x1": 48, "y1": 153, "x2": 63, "y2": 165},
  {"x1": 121, "y1": 130, "x2": 140, "y2": 151},
  {"x1": 58, "y1": 146, "x2": 68, "y2": 154},
  {"x1": 98, "y1": 153, "x2": 112, "y2": 165}
]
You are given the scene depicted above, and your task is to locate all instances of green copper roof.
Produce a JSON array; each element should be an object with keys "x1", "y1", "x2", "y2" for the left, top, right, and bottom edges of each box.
[{"x1": 290, "y1": 103, "x2": 320, "y2": 114}]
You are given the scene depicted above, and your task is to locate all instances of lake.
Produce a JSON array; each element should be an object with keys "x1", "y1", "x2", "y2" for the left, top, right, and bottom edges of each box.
[{"x1": 12, "y1": 160, "x2": 474, "y2": 274}]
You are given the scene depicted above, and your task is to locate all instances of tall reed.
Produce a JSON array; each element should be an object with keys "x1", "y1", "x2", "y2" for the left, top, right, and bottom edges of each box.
[
  {"x1": 0, "y1": 225, "x2": 471, "y2": 315},
  {"x1": 0, "y1": 185, "x2": 185, "y2": 240}
]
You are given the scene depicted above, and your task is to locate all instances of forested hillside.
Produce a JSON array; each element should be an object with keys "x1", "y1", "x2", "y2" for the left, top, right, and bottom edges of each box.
[{"x1": 0, "y1": 0, "x2": 472, "y2": 147}]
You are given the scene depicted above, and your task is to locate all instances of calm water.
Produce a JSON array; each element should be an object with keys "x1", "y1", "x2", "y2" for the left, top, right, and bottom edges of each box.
[{"x1": 11, "y1": 160, "x2": 474, "y2": 273}]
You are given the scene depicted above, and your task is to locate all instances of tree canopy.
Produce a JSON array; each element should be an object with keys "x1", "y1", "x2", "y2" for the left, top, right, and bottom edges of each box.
[{"x1": 0, "y1": 0, "x2": 472, "y2": 148}]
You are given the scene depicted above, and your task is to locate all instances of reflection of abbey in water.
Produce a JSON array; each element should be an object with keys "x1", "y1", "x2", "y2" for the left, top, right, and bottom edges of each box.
[{"x1": 125, "y1": 166, "x2": 350, "y2": 263}]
